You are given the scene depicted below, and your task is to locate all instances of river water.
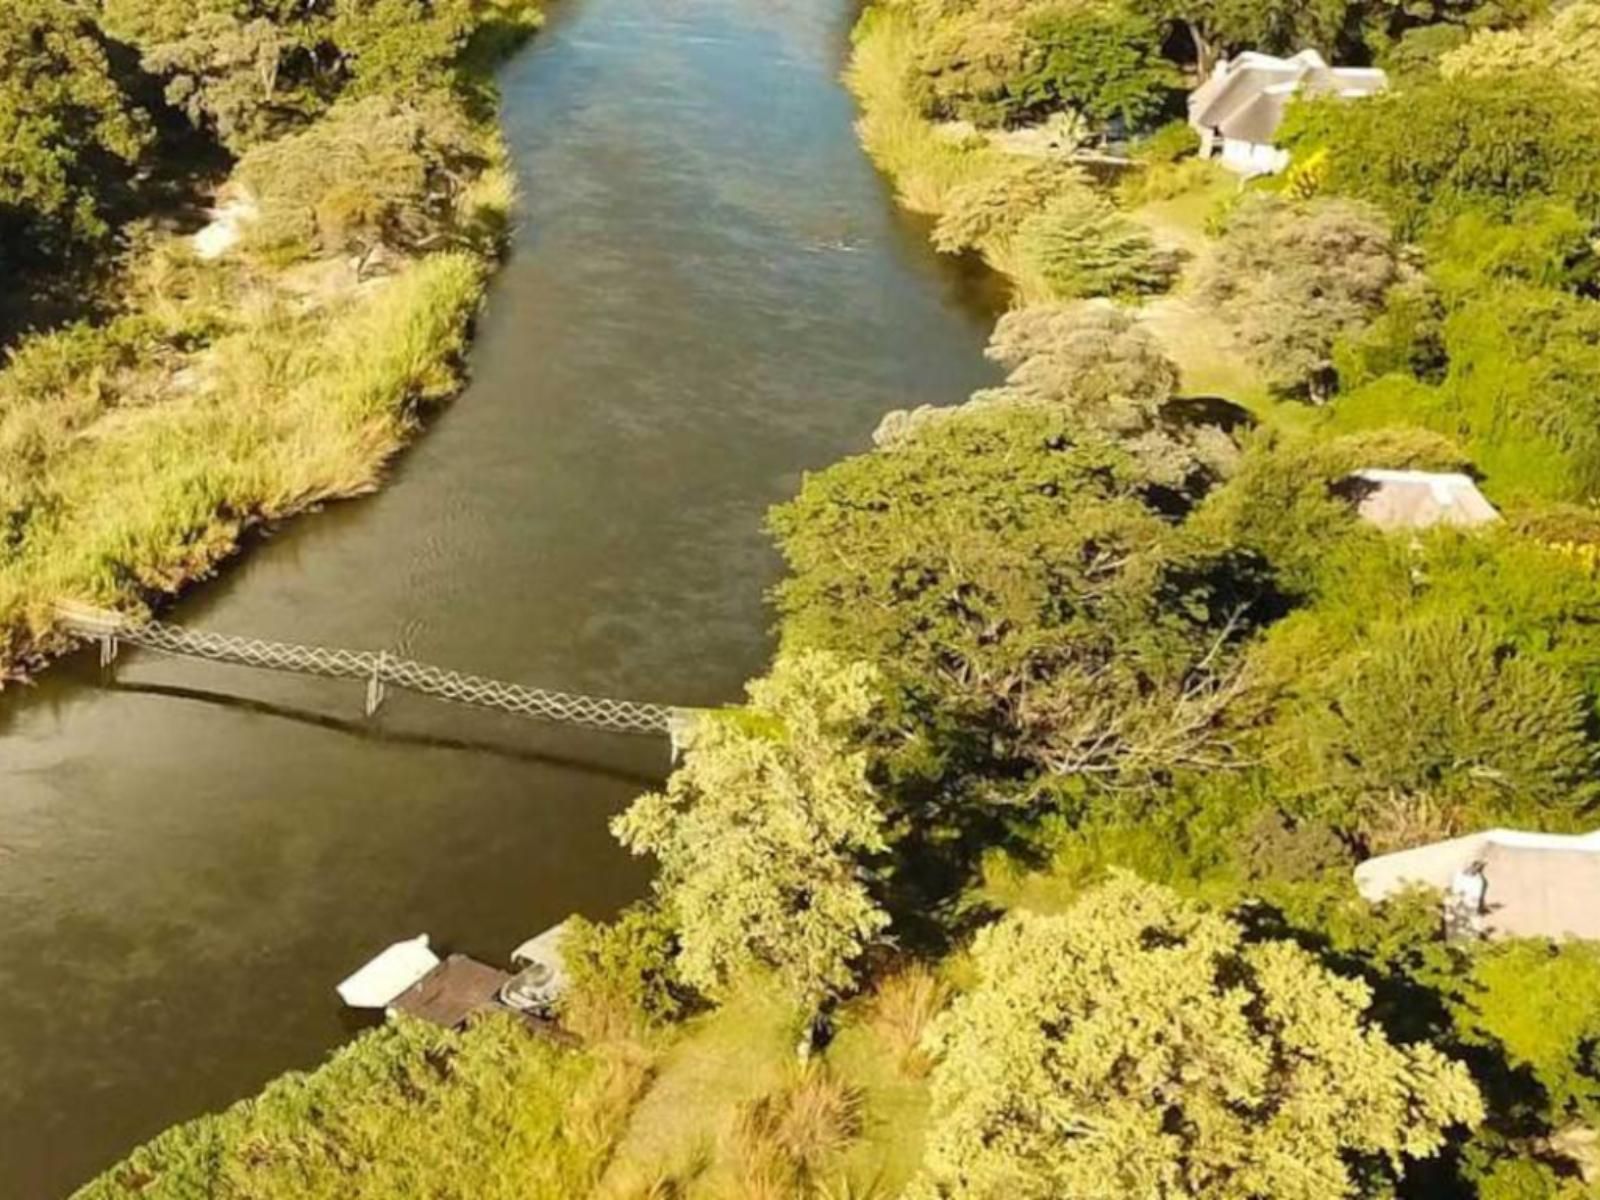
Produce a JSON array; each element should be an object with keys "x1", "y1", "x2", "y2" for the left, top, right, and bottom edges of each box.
[{"x1": 0, "y1": 0, "x2": 999, "y2": 1193}]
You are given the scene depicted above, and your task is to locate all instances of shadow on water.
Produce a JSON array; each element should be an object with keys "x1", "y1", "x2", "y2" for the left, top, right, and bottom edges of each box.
[{"x1": 103, "y1": 680, "x2": 665, "y2": 791}]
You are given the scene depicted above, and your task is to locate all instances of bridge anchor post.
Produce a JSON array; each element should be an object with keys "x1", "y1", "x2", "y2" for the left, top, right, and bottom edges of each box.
[
  {"x1": 99, "y1": 633, "x2": 119, "y2": 676},
  {"x1": 365, "y1": 651, "x2": 388, "y2": 717}
]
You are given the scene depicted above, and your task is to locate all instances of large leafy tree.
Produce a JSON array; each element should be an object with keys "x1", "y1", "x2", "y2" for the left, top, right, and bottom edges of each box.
[
  {"x1": 103, "y1": 0, "x2": 472, "y2": 151},
  {"x1": 611, "y1": 652, "x2": 891, "y2": 1012},
  {"x1": 0, "y1": 0, "x2": 151, "y2": 266},
  {"x1": 913, "y1": 875, "x2": 1483, "y2": 1200},
  {"x1": 770, "y1": 406, "x2": 1257, "y2": 802}
]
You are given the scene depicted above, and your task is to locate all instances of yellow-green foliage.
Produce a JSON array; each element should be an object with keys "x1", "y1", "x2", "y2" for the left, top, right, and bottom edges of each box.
[
  {"x1": 611, "y1": 652, "x2": 891, "y2": 1009},
  {"x1": 72, "y1": 1016, "x2": 643, "y2": 1200},
  {"x1": 1440, "y1": 1, "x2": 1600, "y2": 88},
  {"x1": 1453, "y1": 940, "x2": 1600, "y2": 1125},
  {"x1": 913, "y1": 875, "x2": 1483, "y2": 1200},
  {"x1": 0, "y1": 251, "x2": 482, "y2": 670}
]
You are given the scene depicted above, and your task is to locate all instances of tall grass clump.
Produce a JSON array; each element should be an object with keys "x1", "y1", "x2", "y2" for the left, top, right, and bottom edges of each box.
[
  {"x1": 726, "y1": 1068, "x2": 865, "y2": 1199},
  {"x1": 846, "y1": 5, "x2": 1007, "y2": 217},
  {"x1": 71, "y1": 1016, "x2": 639, "y2": 1200},
  {"x1": 867, "y1": 963, "x2": 950, "y2": 1078}
]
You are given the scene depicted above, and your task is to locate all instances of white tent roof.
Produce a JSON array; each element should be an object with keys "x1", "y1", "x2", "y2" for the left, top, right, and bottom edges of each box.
[{"x1": 337, "y1": 934, "x2": 441, "y2": 1009}]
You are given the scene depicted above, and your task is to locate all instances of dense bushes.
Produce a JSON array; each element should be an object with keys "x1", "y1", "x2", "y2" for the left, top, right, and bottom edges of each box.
[
  {"x1": 0, "y1": 0, "x2": 152, "y2": 269},
  {"x1": 71, "y1": 1017, "x2": 639, "y2": 1200},
  {"x1": 237, "y1": 93, "x2": 485, "y2": 261},
  {"x1": 1281, "y1": 74, "x2": 1600, "y2": 236}
]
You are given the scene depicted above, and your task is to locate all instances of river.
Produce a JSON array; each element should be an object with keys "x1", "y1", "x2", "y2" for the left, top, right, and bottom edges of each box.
[{"x1": 0, "y1": 0, "x2": 999, "y2": 1193}]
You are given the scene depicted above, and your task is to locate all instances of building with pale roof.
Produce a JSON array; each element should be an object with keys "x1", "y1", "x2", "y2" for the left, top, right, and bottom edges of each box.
[
  {"x1": 1342, "y1": 469, "x2": 1500, "y2": 531},
  {"x1": 1188, "y1": 50, "x2": 1388, "y2": 176},
  {"x1": 1356, "y1": 829, "x2": 1600, "y2": 941}
]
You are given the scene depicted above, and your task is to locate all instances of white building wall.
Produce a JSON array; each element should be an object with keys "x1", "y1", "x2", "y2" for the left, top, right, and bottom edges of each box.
[{"x1": 1220, "y1": 138, "x2": 1290, "y2": 177}]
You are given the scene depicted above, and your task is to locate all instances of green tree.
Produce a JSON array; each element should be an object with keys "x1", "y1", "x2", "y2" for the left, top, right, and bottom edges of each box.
[
  {"x1": 1264, "y1": 614, "x2": 1599, "y2": 847},
  {"x1": 0, "y1": 0, "x2": 151, "y2": 265},
  {"x1": 1014, "y1": 187, "x2": 1179, "y2": 299},
  {"x1": 115, "y1": 0, "x2": 473, "y2": 151},
  {"x1": 611, "y1": 652, "x2": 891, "y2": 1011},
  {"x1": 771, "y1": 406, "x2": 1255, "y2": 801},
  {"x1": 1013, "y1": 5, "x2": 1179, "y2": 128},
  {"x1": 1440, "y1": 1, "x2": 1600, "y2": 87},
  {"x1": 1454, "y1": 940, "x2": 1600, "y2": 1128},
  {"x1": 913, "y1": 875, "x2": 1483, "y2": 1200},
  {"x1": 1130, "y1": 0, "x2": 1354, "y2": 76}
]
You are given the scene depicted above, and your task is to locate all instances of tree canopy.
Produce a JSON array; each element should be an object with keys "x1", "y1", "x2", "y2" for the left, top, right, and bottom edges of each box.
[
  {"x1": 0, "y1": 0, "x2": 151, "y2": 266},
  {"x1": 913, "y1": 875, "x2": 1483, "y2": 1200},
  {"x1": 611, "y1": 652, "x2": 892, "y2": 1010}
]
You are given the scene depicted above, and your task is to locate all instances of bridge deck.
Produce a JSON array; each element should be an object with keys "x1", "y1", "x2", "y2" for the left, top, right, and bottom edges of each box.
[{"x1": 55, "y1": 603, "x2": 692, "y2": 741}]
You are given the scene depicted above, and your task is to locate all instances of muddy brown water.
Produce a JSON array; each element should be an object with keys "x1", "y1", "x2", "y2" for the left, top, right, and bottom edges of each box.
[{"x1": 0, "y1": 0, "x2": 1001, "y2": 1193}]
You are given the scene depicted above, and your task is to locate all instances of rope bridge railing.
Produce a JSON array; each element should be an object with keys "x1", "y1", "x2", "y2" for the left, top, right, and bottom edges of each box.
[{"x1": 56, "y1": 603, "x2": 692, "y2": 742}]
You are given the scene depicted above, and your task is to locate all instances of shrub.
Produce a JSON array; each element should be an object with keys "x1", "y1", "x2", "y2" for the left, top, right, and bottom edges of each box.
[
  {"x1": 912, "y1": 875, "x2": 1483, "y2": 1200},
  {"x1": 71, "y1": 1016, "x2": 639, "y2": 1200},
  {"x1": 728, "y1": 1069, "x2": 864, "y2": 1196},
  {"x1": 1132, "y1": 118, "x2": 1200, "y2": 164},
  {"x1": 1013, "y1": 188, "x2": 1179, "y2": 299},
  {"x1": 237, "y1": 93, "x2": 485, "y2": 263},
  {"x1": 560, "y1": 904, "x2": 696, "y2": 1039},
  {"x1": 1197, "y1": 195, "x2": 1412, "y2": 400},
  {"x1": 930, "y1": 158, "x2": 1088, "y2": 253},
  {"x1": 867, "y1": 962, "x2": 952, "y2": 1077}
]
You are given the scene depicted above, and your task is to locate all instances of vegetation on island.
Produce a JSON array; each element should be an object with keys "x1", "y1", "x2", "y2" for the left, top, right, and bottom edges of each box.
[
  {"x1": 0, "y1": 0, "x2": 540, "y2": 678},
  {"x1": 70, "y1": 0, "x2": 1600, "y2": 1198}
]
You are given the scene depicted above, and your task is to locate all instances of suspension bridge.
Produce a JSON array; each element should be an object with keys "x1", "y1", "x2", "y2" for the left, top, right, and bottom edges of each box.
[{"x1": 55, "y1": 603, "x2": 697, "y2": 746}]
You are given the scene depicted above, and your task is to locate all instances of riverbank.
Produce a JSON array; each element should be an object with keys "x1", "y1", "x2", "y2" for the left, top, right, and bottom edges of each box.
[{"x1": 0, "y1": 0, "x2": 542, "y2": 680}]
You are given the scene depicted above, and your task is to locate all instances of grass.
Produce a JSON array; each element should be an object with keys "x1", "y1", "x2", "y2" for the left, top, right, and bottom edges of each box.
[
  {"x1": 72, "y1": 1016, "x2": 647, "y2": 1200},
  {"x1": 0, "y1": 251, "x2": 484, "y2": 671}
]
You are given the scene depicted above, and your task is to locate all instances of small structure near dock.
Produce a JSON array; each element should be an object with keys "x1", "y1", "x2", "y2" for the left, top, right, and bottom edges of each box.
[{"x1": 337, "y1": 924, "x2": 573, "y2": 1032}]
